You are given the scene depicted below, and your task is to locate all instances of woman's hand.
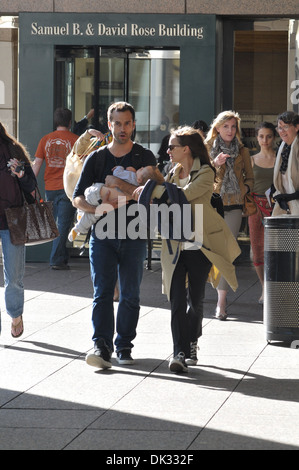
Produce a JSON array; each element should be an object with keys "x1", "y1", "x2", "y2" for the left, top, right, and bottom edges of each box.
[
  {"x1": 132, "y1": 186, "x2": 144, "y2": 201},
  {"x1": 150, "y1": 166, "x2": 165, "y2": 184},
  {"x1": 7, "y1": 158, "x2": 25, "y2": 178},
  {"x1": 214, "y1": 152, "x2": 229, "y2": 167},
  {"x1": 88, "y1": 128, "x2": 105, "y2": 140}
]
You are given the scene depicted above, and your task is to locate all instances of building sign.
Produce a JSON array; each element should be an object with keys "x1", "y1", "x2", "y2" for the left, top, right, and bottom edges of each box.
[
  {"x1": 20, "y1": 13, "x2": 215, "y2": 46},
  {"x1": 30, "y1": 21, "x2": 204, "y2": 40}
]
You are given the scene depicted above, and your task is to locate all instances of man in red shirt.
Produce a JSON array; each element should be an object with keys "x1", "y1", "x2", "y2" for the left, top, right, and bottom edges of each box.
[{"x1": 33, "y1": 108, "x2": 78, "y2": 269}]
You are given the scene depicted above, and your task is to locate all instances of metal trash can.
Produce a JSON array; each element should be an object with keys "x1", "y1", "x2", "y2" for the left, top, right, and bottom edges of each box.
[{"x1": 264, "y1": 215, "x2": 299, "y2": 343}]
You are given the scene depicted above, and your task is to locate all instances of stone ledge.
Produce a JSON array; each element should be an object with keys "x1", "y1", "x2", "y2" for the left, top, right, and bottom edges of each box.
[
  {"x1": 187, "y1": 0, "x2": 299, "y2": 16},
  {"x1": 0, "y1": 0, "x2": 185, "y2": 14},
  {"x1": 0, "y1": 0, "x2": 53, "y2": 13},
  {"x1": 1, "y1": 0, "x2": 298, "y2": 16}
]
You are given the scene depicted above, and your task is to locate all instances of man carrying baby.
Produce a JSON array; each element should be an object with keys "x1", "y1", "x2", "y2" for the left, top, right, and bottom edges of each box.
[
  {"x1": 69, "y1": 165, "x2": 153, "y2": 242},
  {"x1": 72, "y1": 101, "x2": 157, "y2": 369}
]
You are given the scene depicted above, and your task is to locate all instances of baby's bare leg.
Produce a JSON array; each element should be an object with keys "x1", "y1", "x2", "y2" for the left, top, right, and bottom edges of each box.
[{"x1": 101, "y1": 185, "x2": 132, "y2": 202}]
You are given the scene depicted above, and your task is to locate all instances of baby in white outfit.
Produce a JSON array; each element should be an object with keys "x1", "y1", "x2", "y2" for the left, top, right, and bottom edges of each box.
[{"x1": 68, "y1": 165, "x2": 153, "y2": 241}]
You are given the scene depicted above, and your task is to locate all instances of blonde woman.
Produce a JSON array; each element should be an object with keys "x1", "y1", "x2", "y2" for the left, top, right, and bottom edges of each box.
[{"x1": 205, "y1": 111, "x2": 254, "y2": 320}]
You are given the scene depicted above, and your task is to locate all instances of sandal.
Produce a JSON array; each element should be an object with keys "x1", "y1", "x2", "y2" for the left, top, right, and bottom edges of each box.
[
  {"x1": 215, "y1": 307, "x2": 227, "y2": 321},
  {"x1": 11, "y1": 316, "x2": 24, "y2": 338}
]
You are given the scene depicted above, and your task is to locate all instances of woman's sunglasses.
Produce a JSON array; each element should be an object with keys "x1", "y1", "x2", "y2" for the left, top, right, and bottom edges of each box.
[{"x1": 167, "y1": 145, "x2": 182, "y2": 151}]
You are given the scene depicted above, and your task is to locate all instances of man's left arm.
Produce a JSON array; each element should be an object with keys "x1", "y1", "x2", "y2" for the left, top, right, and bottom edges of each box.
[
  {"x1": 105, "y1": 175, "x2": 136, "y2": 197},
  {"x1": 32, "y1": 157, "x2": 44, "y2": 178},
  {"x1": 105, "y1": 147, "x2": 157, "y2": 196}
]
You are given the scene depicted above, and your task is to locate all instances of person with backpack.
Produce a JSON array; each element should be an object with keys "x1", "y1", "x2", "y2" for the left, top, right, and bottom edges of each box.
[
  {"x1": 136, "y1": 126, "x2": 241, "y2": 373},
  {"x1": 63, "y1": 127, "x2": 112, "y2": 202},
  {"x1": 72, "y1": 101, "x2": 157, "y2": 369}
]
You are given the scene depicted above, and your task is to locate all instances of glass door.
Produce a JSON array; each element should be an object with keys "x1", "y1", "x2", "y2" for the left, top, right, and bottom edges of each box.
[
  {"x1": 55, "y1": 46, "x2": 180, "y2": 155},
  {"x1": 128, "y1": 49, "x2": 180, "y2": 156}
]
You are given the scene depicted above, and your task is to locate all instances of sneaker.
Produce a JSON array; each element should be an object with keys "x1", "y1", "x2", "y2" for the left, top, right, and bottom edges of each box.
[
  {"x1": 186, "y1": 341, "x2": 199, "y2": 366},
  {"x1": 116, "y1": 349, "x2": 134, "y2": 365},
  {"x1": 51, "y1": 264, "x2": 70, "y2": 270},
  {"x1": 86, "y1": 339, "x2": 112, "y2": 369},
  {"x1": 169, "y1": 352, "x2": 188, "y2": 373}
]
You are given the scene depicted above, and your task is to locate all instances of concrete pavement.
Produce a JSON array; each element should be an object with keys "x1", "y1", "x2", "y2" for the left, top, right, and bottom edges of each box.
[{"x1": 1, "y1": 254, "x2": 299, "y2": 451}]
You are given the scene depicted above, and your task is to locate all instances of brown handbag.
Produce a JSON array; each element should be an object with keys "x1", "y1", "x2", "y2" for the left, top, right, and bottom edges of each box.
[
  {"x1": 5, "y1": 187, "x2": 59, "y2": 246},
  {"x1": 243, "y1": 192, "x2": 257, "y2": 217}
]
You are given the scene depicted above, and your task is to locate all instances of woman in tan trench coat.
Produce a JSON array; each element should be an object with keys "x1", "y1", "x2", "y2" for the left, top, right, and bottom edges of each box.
[{"x1": 138, "y1": 127, "x2": 240, "y2": 373}]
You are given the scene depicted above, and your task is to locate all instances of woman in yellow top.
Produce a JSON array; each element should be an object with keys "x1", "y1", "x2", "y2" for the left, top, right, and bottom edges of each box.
[
  {"x1": 139, "y1": 126, "x2": 241, "y2": 373},
  {"x1": 205, "y1": 111, "x2": 254, "y2": 320}
]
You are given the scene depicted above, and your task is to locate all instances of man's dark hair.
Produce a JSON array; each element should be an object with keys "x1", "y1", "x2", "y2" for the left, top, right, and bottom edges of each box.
[
  {"x1": 54, "y1": 108, "x2": 72, "y2": 128},
  {"x1": 107, "y1": 101, "x2": 135, "y2": 122}
]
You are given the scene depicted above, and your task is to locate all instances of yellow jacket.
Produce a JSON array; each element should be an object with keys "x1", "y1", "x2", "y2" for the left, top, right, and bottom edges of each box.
[{"x1": 150, "y1": 159, "x2": 241, "y2": 300}]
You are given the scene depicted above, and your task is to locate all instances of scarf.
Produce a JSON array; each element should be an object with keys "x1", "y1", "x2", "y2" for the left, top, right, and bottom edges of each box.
[
  {"x1": 210, "y1": 135, "x2": 241, "y2": 203},
  {"x1": 279, "y1": 143, "x2": 291, "y2": 174},
  {"x1": 272, "y1": 135, "x2": 299, "y2": 216}
]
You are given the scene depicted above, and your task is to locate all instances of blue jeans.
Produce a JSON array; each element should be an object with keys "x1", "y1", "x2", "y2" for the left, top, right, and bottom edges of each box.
[
  {"x1": 0, "y1": 229, "x2": 26, "y2": 333},
  {"x1": 89, "y1": 234, "x2": 147, "y2": 352},
  {"x1": 45, "y1": 189, "x2": 76, "y2": 266}
]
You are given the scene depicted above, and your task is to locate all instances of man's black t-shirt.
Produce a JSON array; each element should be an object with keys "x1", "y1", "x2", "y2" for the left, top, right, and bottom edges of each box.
[
  {"x1": 74, "y1": 145, "x2": 156, "y2": 196},
  {"x1": 73, "y1": 144, "x2": 156, "y2": 238}
]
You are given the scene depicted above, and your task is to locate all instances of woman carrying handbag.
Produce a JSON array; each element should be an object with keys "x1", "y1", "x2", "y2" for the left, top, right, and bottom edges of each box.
[{"x1": 0, "y1": 122, "x2": 36, "y2": 338}]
